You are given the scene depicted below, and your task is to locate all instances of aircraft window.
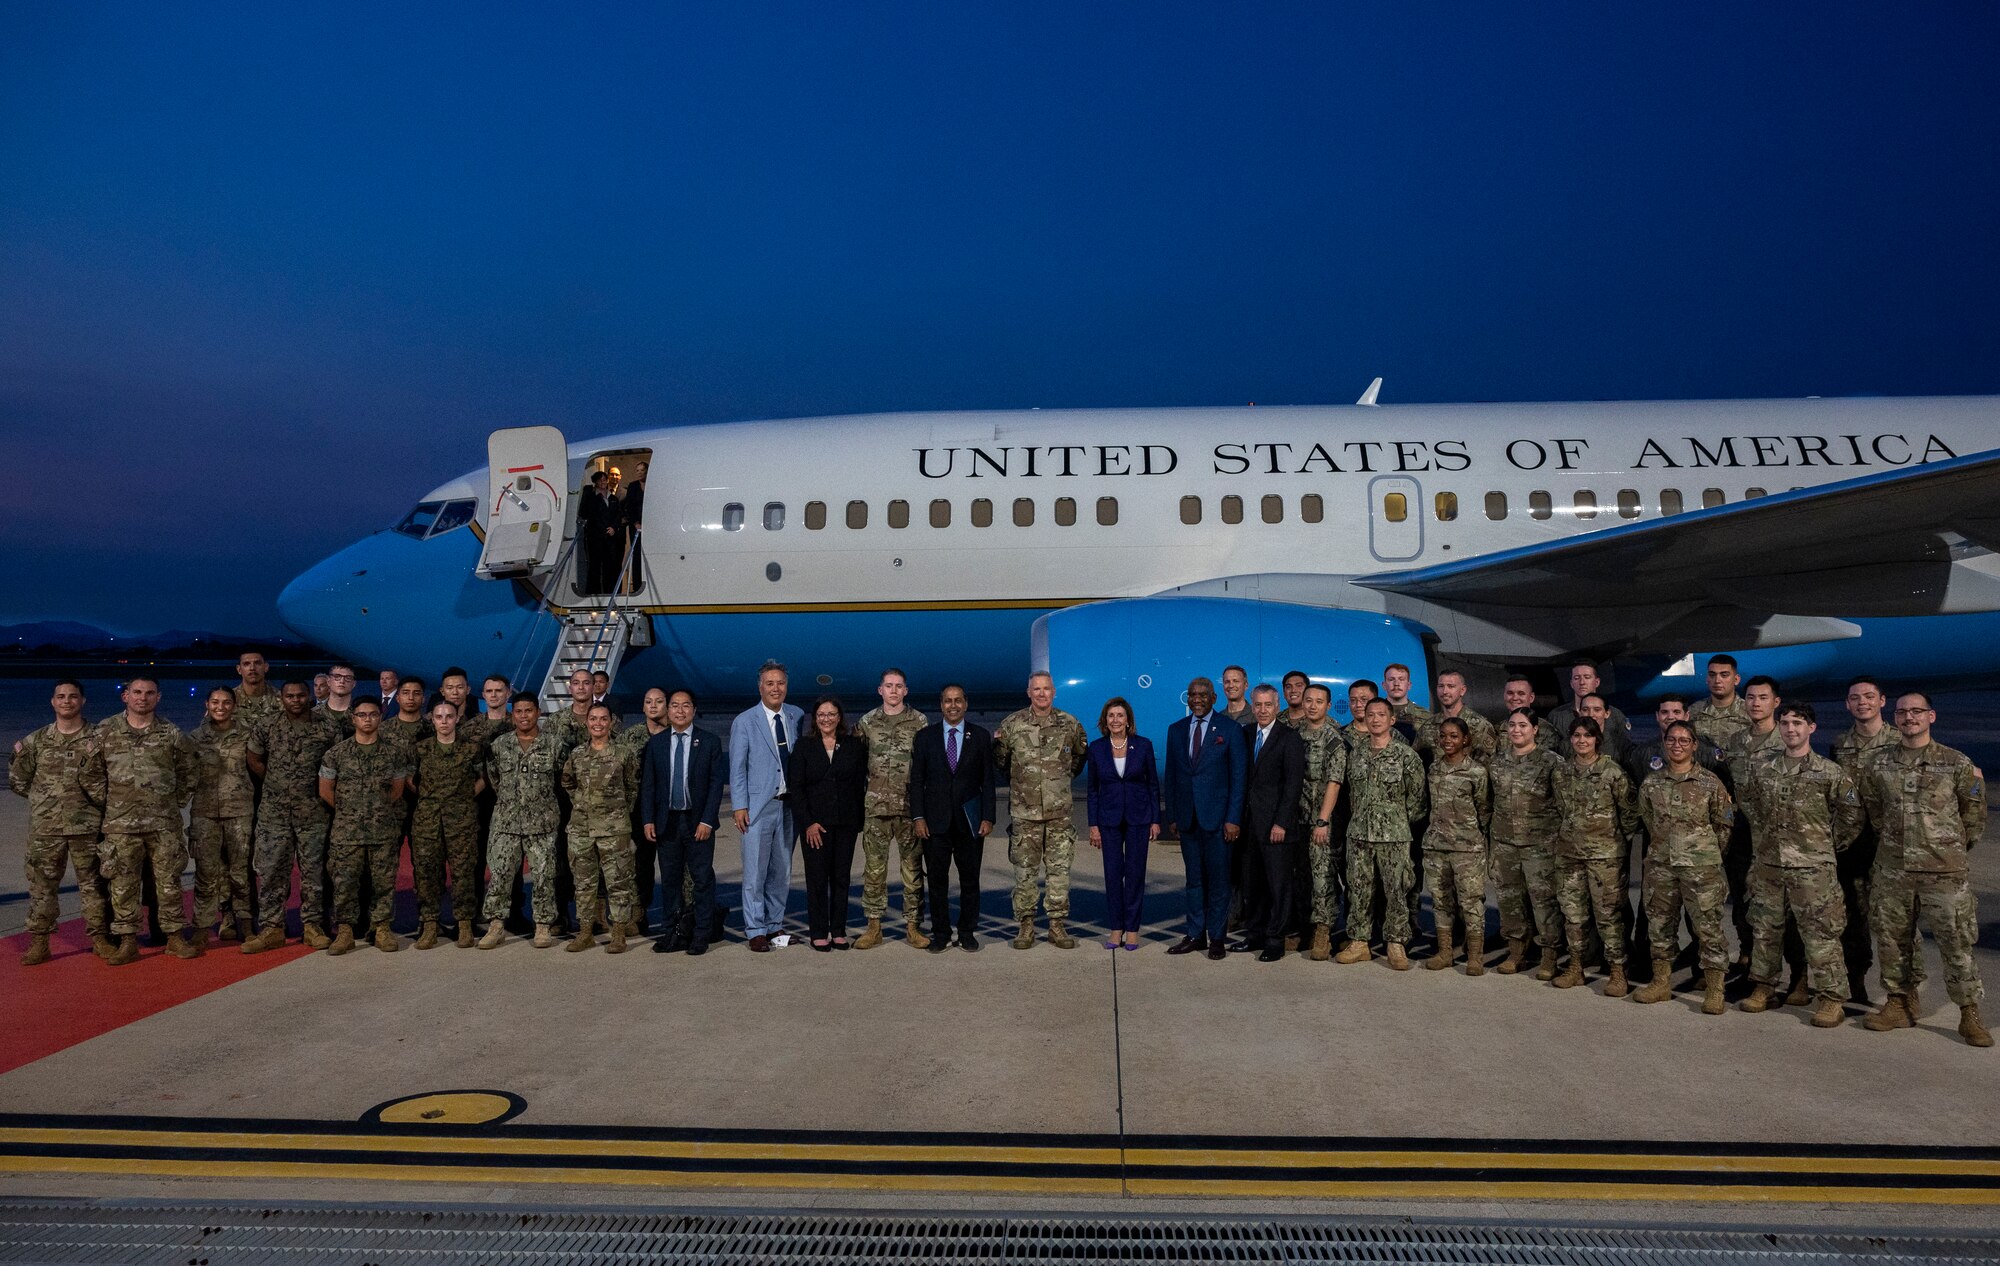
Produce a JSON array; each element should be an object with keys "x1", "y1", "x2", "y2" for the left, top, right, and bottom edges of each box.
[
  {"x1": 1434, "y1": 492, "x2": 1458, "y2": 522},
  {"x1": 805, "y1": 501, "x2": 827, "y2": 530},
  {"x1": 1221, "y1": 495, "x2": 1244, "y2": 525},
  {"x1": 1055, "y1": 497, "x2": 1077, "y2": 527},
  {"x1": 1180, "y1": 495, "x2": 1202, "y2": 525},
  {"x1": 1529, "y1": 490, "x2": 1552, "y2": 521},
  {"x1": 1659, "y1": 489, "x2": 1683, "y2": 516},
  {"x1": 1013, "y1": 497, "x2": 1035, "y2": 527},
  {"x1": 929, "y1": 499, "x2": 951, "y2": 528},
  {"x1": 888, "y1": 500, "x2": 910, "y2": 529},
  {"x1": 971, "y1": 498, "x2": 993, "y2": 527},
  {"x1": 1573, "y1": 490, "x2": 1599, "y2": 520},
  {"x1": 1484, "y1": 491, "x2": 1507, "y2": 520},
  {"x1": 1097, "y1": 496, "x2": 1118, "y2": 526},
  {"x1": 763, "y1": 502, "x2": 785, "y2": 531},
  {"x1": 1616, "y1": 489, "x2": 1640, "y2": 519},
  {"x1": 1301, "y1": 494, "x2": 1324, "y2": 524},
  {"x1": 431, "y1": 499, "x2": 476, "y2": 536},
  {"x1": 721, "y1": 503, "x2": 745, "y2": 532},
  {"x1": 394, "y1": 501, "x2": 445, "y2": 540},
  {"x1": 1702, "y1": 487, "x2": 1725, "y2": 509},
  {"x1": 1260, "y1": 494, "x2": 1283, "y2": 524},
  {"x1": 845, "y1": 500, "x2": 868, "y2": 529},
  {"x1": 1744, "y1": 486, "x2": 1767, "y2": 499}
]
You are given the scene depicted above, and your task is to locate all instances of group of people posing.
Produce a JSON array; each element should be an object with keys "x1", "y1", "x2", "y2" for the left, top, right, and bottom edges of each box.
[{"x1": 5, "y1": 651, "x2": 1988, "y2": 1048}]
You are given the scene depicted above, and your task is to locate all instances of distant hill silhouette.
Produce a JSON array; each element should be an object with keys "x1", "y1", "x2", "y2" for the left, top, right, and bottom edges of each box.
[{"x1": 0, "y1": 621, "x2": 325, "y2": 659}]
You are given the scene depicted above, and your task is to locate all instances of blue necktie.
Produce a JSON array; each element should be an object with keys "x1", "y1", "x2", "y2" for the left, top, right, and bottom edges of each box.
[
  {"x1": 1255, "y1": 729, "x2": 1265, "y2": 761},
  {"x1": 669, "y1": 732, "x2": 688, "y2": 811}
]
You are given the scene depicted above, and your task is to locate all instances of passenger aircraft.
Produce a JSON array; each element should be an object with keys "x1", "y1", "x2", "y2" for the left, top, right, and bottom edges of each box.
[{"x1": 276, "y1": 391, "x2": 2000, "y2": 725}]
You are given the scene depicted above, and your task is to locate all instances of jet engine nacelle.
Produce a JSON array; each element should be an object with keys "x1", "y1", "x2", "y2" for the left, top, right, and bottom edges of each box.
[{"x1": 1031, "y1": 598, "x2": 1434, "y2": 743}]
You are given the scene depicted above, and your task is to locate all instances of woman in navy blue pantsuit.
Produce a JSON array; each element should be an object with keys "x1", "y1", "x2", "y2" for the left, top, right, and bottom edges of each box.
[{"x1": 1086, "y1": 697, "x2": 1161, "y2": 949}]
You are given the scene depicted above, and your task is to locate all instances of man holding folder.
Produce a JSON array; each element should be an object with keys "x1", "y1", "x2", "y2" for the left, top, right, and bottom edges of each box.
[{"x1": 909, "y1": 683, "x2": 996, "y2": 952}]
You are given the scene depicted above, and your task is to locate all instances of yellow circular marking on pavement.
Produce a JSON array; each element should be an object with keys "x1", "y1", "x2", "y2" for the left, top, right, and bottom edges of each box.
[{"x1": 373, "y1": 1092, "x2": 519, "y2": 1125}]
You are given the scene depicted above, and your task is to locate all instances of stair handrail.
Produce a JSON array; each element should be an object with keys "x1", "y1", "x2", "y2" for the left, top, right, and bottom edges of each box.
[{"x1": 505, "y1": 533, "x2": 582, "y2": 694}]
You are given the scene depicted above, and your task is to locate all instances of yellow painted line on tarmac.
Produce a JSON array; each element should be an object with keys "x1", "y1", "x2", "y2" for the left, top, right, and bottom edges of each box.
[
  {"x1": 1124, "y1": 1147, "x2": 2000, "y2": 1178},
  {"x1": 1126, "y1": 1178, "x2": 2000, "y2": 1206}
]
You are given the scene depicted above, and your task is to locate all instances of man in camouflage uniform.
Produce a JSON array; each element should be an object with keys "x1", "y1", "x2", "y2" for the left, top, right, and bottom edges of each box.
[
  {"x1": 1380, "y1": 663, "x2": 1430, "y2": 734},
  {"x1": 1219, "y1": 666, "x2": 1253, "y2": 726},
  {"x1": 316, "y1": 664, "x2": 359, "y2": 738},
  {"x1": 1489, "y1": 708, "x2": 1564, "y2": 978},
  {"x1": 1859, "y1": 692, "x2": 1990, "y2": 1046},
  {"x1": 561, "y1": 703, "x2": 640, "y2": 953},
  {"x1": 232, "y1": 652, "x2": 282, "y2": 734},
  {"x1": 318, "y1": 699, "x2": 410, "y2": 955},
  {"x1": 1550, "y1": 717, "x2": 1640, "y2": 995},
  {"x1": 1688, "y1": 653, "x2": 1751, "y2": 750},
  {"x1": 480, "y1": 693, "x2": 569, "y2": 948},
  {"x1": 1423, "y1": 718, "x2": 1491, "y2": 974},
  {"x1": 1719, "y1": 674, "x2": 1785, "y2": 975},
  {"x1": 382, "y1": 678, "x2": 432, "y2": 750},
  {"x1": 461, "y1": 673, "x2": 528, "y2": 933},
  {"x1": 410, "y1": 697, "x2": 487, "y2": 948},
  {"x1": 1415, "y1": 671, "x2": 1497, "y2": 763},
  {"x1": 544, "y1": 668, "x2": 610, "y2": 933},
  {"x1": 1276, "y1": 670, "x2": 1310, "y2": 727},
  {"x1": 856, "y1": 668, "x2": 930, "y2": 949},
  {"x1": 993, "y1": 672, "x2": 1089, "y2": 949},
  {"x1": 243, "y1": 682, "x2": 340, "y2": 952},
  {"x1": 1831, "y1": 675, "x2": 1898, "y2": 1005},
  {"x1": 1298, "y1": 684, "x2": 1348, "y2": 960},
  {"x1": 1550, "y1": 662, "x2": 1630, "y2": 752},
  {"x1": 618, "y1": 687, "x2": 672, "y2": 934},
  {"x1": 189, "y1": 687, "x2": 257, "y2": 947},
  {"x1": 1334, "y1": 699, "x2": 1428, "y2": 969},
  {"x1": 1632, "y1": 720, "x2": 1733, "y2": 1013},
  {"x1": 1737, "y1": 702, "x2": 1862, "y2": 1025},
  {"x1": 1502, "y1": 676, "x2": 1562, "y2": 753},
  {"x1": 10, "y1": 679, "x2": 110, "y2": 964},
  {"x1": 81, "y1": 677, "x2": 200, "y2": 964}
]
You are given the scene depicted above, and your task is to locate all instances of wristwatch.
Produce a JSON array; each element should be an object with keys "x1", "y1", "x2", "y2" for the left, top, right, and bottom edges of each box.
[{"x1": 1313, "y1": 817, "x2": 1330, "y2": 828}]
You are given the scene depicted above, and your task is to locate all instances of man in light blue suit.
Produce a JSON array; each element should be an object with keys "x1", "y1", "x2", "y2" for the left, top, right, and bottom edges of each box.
[{"x1": 729, "y1": 660, "x2": 805, "y2": 952}]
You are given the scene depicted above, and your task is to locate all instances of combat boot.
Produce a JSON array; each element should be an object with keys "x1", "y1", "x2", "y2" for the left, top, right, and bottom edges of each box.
[
  {"x1": 20, "y1": 934, "x2": 51, "y2": 967},
  {"x1": 302, "y1": 924, "x2": 331, "y2": 950},
  {"x1": 1463, "y1": 930, "x2": 1486, "y2": 976},
  {"x1": 327, "y1": 925, "x2": 356, "y2": 956},
  {"x1": 607, "y1": 924, "x2": 628, "y2": 954},
  {"x1": 1740, "y1": 983, "x2": 1776, "y2": 1013},
  {"x1": 165, "y1": 930, "x2": 201, "y2": 960},
  {"x1": 1604, "y1": 963, "x2": 1629, "y2": 998},
  {"x1": 1552, "y1": 955, "x2": 1585, "y2": 989},
  {"x1": 906, "y1": 918, "x2": 931, "y2": 950},
  {"x1": 533, "y1": 924, "x2": 555, "y2": 948},
  {"x1": 219, "y1": 919, "x2": 240, "y2": 942},
  {"x1": 105, "y1": 934, "x2": 139, "y2": 966},
  {"x1": 1960, "y1": 1005, "x2": 1993, "y2": 1048},
  {"x1": 1811, "y1": 995, "x2": 1846, "y2": 1028},
  {"x1": 1496, "y1": 937, "x2": 1527, "y2": 975},
  {"x1": 1012, "y1": 920, "x2": 1035, "y2": 950},
  {"x1": 1334, "y1": 940, "x2": 1370, "y2": 965},
  {"x1": 1309, "y1": 925, "x2": 1332, "y2": 962},
  {"x1": 1534, "y1": 947, "x2": 1559, "y2": 981},
  {"x1": 90, "y1": 933, "x2": 116, "y2": 960},
  {"x1": 457, "y1": 922, "x2": 475, "y2": 948},
  {"x1": 1783, "y1": 973, "x2": 1811, "y2": 1008},
  {"x1": 189, "y1": 928, "x2": 209, "y2": 952},
  {"x1": 854, "y1": 918, "x2": 884, "y2": 950},
  {"x1": 1283, "y1": 935, "x2": 1301, "y2": 952},
  {"x1": 1634, "y1": 960, "x2": 1675, "y2": 1004},
  {"x1": 478, "y1": 922, "x2": 507, "y2": 950},
  {"x1": 374, "y1": 926, "x2": 400, "y2": 952},
  {"x1": 1863, "y1": 993, "x2": 1913, "y2": 1031},
  {"x1": 565, "y1": 927, "x2": 594, "y2": 952},
  {"x1": 1702, "y1": 969, "x2": 1727, "y2": 1015},
  {"x1": 415, "y1": 921, "x2": 440, "y2": 950},
  {"x1": 1425, "y1": 928, "x2": 1454, "y2": 971},
  {"x1": 1047, "y1": 920, "x2": 1076, "y2": 949},
  {"x1": 1385, "y1": 942, "x2": 1411, "y2": 971},
  {"x1": 241, "y1": 927, "x2": 284, "y2": 955}
]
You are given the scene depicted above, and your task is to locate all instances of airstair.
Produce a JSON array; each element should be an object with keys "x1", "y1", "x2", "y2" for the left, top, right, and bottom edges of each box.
[{"x1": 538, "y1": 605, "x2": 641, "y2": 716}]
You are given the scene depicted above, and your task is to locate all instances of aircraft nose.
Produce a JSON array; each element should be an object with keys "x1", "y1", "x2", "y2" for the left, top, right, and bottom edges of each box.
[{"x1": 277, "y1": 537, "x2": 383, "y2": 651}]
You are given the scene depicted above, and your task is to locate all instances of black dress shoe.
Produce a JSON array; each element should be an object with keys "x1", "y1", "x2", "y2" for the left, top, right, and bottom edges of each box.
[
  {"x1": 686, "y1": 938, "x2": 708, "y2": 956},
  {"x1": 1206, "y1": 944, "x2": 1228, "y2": 961},
  {"x1": 926, "y1": 938, "x2": 951, "y2": 954},
  {"x1": 650, "y1": 937, "x2": 677, "y2": 954},
  {"x1": 962, "y1": 935, "x2": 980, "y2": 952},
  {"x1": 1227, "y1": 938, "x2": 1258, "y2": 953},
  {"x1": 1166, "y1": 936, "x2": 1206, "y2": 956},
  {"x1": 1257, "y1": 945, "x2": 1284, "y2": 963}
]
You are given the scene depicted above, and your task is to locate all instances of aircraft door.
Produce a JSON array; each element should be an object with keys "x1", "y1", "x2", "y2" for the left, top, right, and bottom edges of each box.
[
  {"x1": 476, "y1": 425, "x2": 569, "y2": 580},
  {"x1": 1367, "y1": 475, "x2": 1423, "y2": 562}
]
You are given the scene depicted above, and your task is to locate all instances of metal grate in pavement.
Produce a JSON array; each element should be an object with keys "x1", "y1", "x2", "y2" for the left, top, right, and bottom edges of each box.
[{"x1": 0, "y1": 1205, "x2": 1996, "y2": 1265}]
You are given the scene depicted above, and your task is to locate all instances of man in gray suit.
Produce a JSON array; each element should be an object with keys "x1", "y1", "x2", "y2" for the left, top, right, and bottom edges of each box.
[{"x1": 730, "y1": 661, "x2": 806, "y2": 952}]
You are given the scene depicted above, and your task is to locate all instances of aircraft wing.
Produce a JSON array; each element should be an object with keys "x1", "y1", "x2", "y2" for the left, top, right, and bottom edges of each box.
[{"x1": 1354, "y1": 448, "x2": 2000, "y2": 617}]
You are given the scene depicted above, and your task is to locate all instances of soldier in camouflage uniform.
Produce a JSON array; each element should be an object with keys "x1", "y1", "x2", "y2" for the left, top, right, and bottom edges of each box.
[
  {"x1": 1501, "y1": 677, "x2": 1563, "y2": 753},
  {"x1": 189, "y1": 688, "x2": 258, "y2": 947},
  {"x1": 9, "y1": 679, "x2": 110, "y2": 964},
  {"x1": 316, "y1": 664, "x2": 359, "y2": 738},
  {"x1": 318, "y1": 699, "x2": 410, "y2": 955},
  {"x1": 1489, "y1": 708, "x2": 1565, "y2": 978},
  {"x1": 561, "y1": 703, "x2": 640, "y2": 953},
  {"x1": 80, "y1": 677, "x2": 201, "y2": 964},
  {"x1": 993, "y1": 672, "x2": 1090, "y2": 949},
  {"x1": 459, "y1": 674, "x2": 523, "y2": 931},
  {"x1": 855, "y1": 669, "x2": 930, "y2": 949},
  {"x1": 242, "y1": 682, "x2": 340, "y2": 952},
  {"x1": 1276, "y1": 670, "x2": 1310, "y2": 728},
  {"x1": 1380, "y1": 663, "x2": 1430, "y2": 735},
  {"x1": 1297, "y1": 684, "x2": 1348, "y2": 960},
  {"x1": 1415, "y1": 672, "x2": 1497, "y2": 763},
  {"x1": 1830, "y1": 675, "x2": 1899, "y2": 1004},
  {"x1": 1859, "y1": 692, "x2": 1990, "y2": 1046},
  {"x1": 1688, "y1": 654, "x2": 1752, "y2": 751},
  {"x1": 1423, "y1": 718, "x2": 1492, "y2": 974},
  {"x1": 1718, "y1": 675, "x2": 1785, "y2": 974},
  {"x1": 409, "y1": 698, "x2": 488, "y2": 949},
  {"x1": 381, "y1": 679, "x2": 433, "y2": 751},
  {"x1": 1632, "y1": 721, "x2": 1733, "y2": 1013},
  {"x1": 1334, "y1": 699, "x2": 1428, "y2": 969},
  {"x1": 231, "y1": 652, "x2": 282, "y2": 734},
  {"x1": 480, "y1": 693, "x2": 569, "y2": 948},
  {"x1": 1550, "y1": 717, "x2": 1639, "y2": 995}
]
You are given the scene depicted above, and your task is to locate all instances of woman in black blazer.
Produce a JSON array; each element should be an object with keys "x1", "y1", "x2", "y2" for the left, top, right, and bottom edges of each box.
[
  {"x1": 788, "y1": 696, "x2": 870, "y2": 949},
  {"x1": 1085, "y1": 696, "x2": 1161, "y2": 950}
]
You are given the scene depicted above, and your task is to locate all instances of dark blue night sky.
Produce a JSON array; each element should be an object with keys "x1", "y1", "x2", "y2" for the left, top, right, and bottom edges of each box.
[{"x1": 4, "y1": 3, "x2": 1996, "y2": 633}]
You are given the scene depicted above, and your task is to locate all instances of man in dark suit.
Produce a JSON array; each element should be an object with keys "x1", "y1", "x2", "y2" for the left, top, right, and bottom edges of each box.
[
  {"x1": 578, "y1": 470, "x2": 620, "y2": 594},
  {"x1": 639, "y1": 689, "x2": 727, "y2": 955},
  {"x1": 1241, "y1": 683, "x2": 1308, "y2": 961},
  {"x1": 1161, "y1": 676, "x2": 1246, "y2": 960},
  {"x1": 908, "y1": 683, "x2": 995, "y2": 951}
]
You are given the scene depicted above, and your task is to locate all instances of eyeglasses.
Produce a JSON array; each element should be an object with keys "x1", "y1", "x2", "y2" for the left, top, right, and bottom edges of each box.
[{"x1": 1892, "y1": 708, "x2": 1933, "y2": 718}]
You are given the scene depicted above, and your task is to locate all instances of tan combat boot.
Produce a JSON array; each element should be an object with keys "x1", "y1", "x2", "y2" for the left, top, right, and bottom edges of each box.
[
  {"x1": 456, "y1": 922, "x2": 475, "y2": 948},
  {"x1": 1385, "y1": 942, "x2": 1411, "y2": 971},
  {"x1": 1012, "y1": 920, "x2": 1035, "y2": 950},
  {"x1": 1811, "y1": 995, "x2": 1846, "y2": 1028},
  {"x1": 565, "y1": 926, "x2": 595, "y2": 952},
  {"x1": 1604, "y1": 963, "x2": 1630, "y2": 999},
  {"x1": 374, "y1": 926, "x2": 400, "y2": 952},
  {"x1": 1863, "y1": 993, "x2": 1913, "y2": 1031},
  {"x1": 1633, "y1": 959, "x2": 1674, "y2": 1004},
  {"x1": 302, "y1": 924, "x2": 331, "y2": 950},
  {"x1": 854, "y1": 918, "x2": 884, "y2": 950},
  {"x1": 1552, "y1": 938, "x2": 1586, "y2": 988},
  {"x1": 90, "y1": 932, "x2": 116, "y2": 960},
  {"x1": 906, "y1": 918, "x2": 931, "y2": 950},
  {"x1": 1702, "y1": 968, "x2": 1727, "y2": 1014},
  {"x1": 1334, "y1": 940, "x2": 1370, "y2": 965},
  {"x1": 1047, "y1": 920, "x2": 1076, "y2": 949},
  {"x1": 415, "y1": 921, "x2": 440, "y2": 951},
  {"x1": 105, "y1": 934, "x2": 139, "y2": 966},
  {"x1": 1463, "y1": 930, "x2": 1485, "y2": 977},
  {"x1": 188, "y1": 928, "x2": 209, "y2": 952},
  {"x1": 20, "y1": 934, "x2": 51, "y2": 967},
  {"x1": 478, "y1": 922, "x2": 507, "y2": 950},
  {"x1": 1496, "y1": 937, "x2": 1527, "y2": 975},
  {"x1": 166, "y1": 931, "x2": 201, "y2": 960},
  {"x1": 532, "y1": 924, "x2": 555, "y2": 948},
  {"x1": 607, "y1": 924, "x2": 628, "y2": 954},
  {"x1": 1534, "y1": 947, "x2": 1560, "y2": 981},
  {"x1": 327, "y1": 925, "x2": 356, "y2": 956},
  {"x1": 241, "y1": 927, "x2": 284, "y2": 955},
  {"x1": 1283, "y1": 934, "x2": 1301, "y2": 952},
  {"x1": 1783, "y1": 973, "x2": 1811, "y2": 1008},
  {"x1": 1960, "y1": 1005, "x2": 1993, "y2": 1048},
  {"x1": 1308, "y1": 924, "x2": 1332, "y2": 962},
  {"x1": 1424, "y1": 928, "x2": 1454, "y2": 971},
  {"x1": 1740, "y1": 983, "x2": 1776, "y2": 1013}
]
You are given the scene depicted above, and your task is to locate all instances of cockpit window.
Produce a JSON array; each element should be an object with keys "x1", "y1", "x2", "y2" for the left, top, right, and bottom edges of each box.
[
  {"x1": 431, "y1": 499, "x2": 476, "y2": 535},
  {"x1": 394, "y1": 498, "x2": 477, "y2": 540}
]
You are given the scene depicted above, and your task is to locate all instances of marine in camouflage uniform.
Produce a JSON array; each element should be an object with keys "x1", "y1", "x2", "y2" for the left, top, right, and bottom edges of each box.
[
  {"x1": 1635, "y1": 763, "x2": 1733, "y2": 999},
  {"x1": 410, "y1": 732, "x2": 486, "y2": 941},
  {"x1": 856, "y1": 704, "x2": 929, "y2": 945},
  {"x1": 1831, "y1": 719, "x2": 1899, "y2": 997},
  {"x1": 484, "y1": 727, "x2": 568, "y2": 928},
  {"x1": 320, "y1": 734, "x2": 410, "y2": 946},
  {"x1": 190, "y1": 713, "x2": 258, "y2": 937},
  {"x1": 992, "y1": 699, "x2": 1089, "y2": 943},
  {"x1": 1740, "y1": 746, "x2": 1861, "y2": 1011},
  {"x1": 83, "y1": 712, "x2": 199, "y2": 950},
  {"x1": 1550, "y1": 754, "x2": 1639, "y2": 988},
  {"x1": 314, "y1": 702, "x2": 357, "y2": 739},
  {"x1": 1423, "y1": 752, "x2": 1491, "y2": 970},
  {"x1": 1336, "y1": 736, "x2": 1427, "y2": 954},
  {"x1": 1488, "y1": 743, "x2": 1564, "y2": 973},
  {"x1": 248, "y1": 704, "x2": 340, "y2": 940},
  {"x1": 10, "y1": 718, "x2": 110, "y2": 953},
  {"x1": 561, "y1": 733, "x2": 641, "y2": 948},
  {"x1": 1297, "y1": 716, "x2": 1347, "y2": 950}
]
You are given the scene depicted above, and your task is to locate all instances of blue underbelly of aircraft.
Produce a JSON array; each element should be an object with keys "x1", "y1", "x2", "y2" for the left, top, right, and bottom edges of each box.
[{"x1": 1630, "y1": 611, "x2": 2000, "y2": 701}]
